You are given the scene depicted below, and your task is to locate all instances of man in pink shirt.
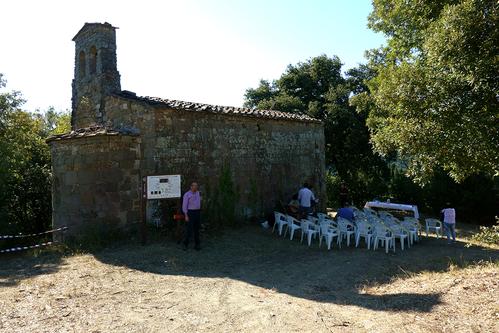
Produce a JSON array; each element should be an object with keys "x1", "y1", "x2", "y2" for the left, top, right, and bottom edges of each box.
[{"x1": 182, "y1": 182, "x2": 201, "y2": 250}]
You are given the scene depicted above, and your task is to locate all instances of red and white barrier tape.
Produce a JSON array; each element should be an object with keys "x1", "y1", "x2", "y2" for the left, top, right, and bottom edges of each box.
[
  {"x1": 0, "y1": 241, "x2": 56, "y2": 253},
  {"x1": 0, "y1": 226, "x2": 67, "y2": 239}
]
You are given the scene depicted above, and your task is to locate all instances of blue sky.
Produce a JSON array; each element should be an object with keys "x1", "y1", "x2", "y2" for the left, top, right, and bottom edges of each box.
[
  {"x1": 195, "y1": 0, "x2": 384, "y2": 68},
  {"x1": 0, "y1": 0, "x2": 385, "y2": 112}
]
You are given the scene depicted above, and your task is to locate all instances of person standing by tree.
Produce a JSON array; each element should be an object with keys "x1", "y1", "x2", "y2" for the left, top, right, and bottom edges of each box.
[
  {"x1": 182, "y1": 182, "x2": 201, "y2": 251},
  {"x1": 441, "y1": 203, "x2": 456, "y2": 244}
]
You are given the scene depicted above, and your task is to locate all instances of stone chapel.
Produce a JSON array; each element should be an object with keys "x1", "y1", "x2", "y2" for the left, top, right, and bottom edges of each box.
[{"x1": 47, "y1": 22, "x2": 326, "y2": 236}]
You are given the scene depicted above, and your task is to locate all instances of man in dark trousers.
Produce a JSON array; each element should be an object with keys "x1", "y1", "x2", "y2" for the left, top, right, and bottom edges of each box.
[
  {"x1": 182, "y1": 182, "x2": 201, "y2": 251},
  {"x1": 298, "y1": 182, "x2": 317, "y2": 218}
]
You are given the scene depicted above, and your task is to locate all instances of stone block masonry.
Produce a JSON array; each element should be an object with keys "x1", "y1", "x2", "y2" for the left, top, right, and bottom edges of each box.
[
  {"x1": 48, "y1": 22, "x2": 326, "y2": 238},
  {"x1": 71, "y1": 22, "x2": 121, "y2": 129},
  {"x1": 104, "y1": 94, "x2": 326, "y2": 217},
  {"x1": 49, "y1": 133, "x2": 141, "y2": 235}
]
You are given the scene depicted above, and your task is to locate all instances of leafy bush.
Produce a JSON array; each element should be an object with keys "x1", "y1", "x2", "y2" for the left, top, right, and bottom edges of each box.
[
  {"x1": 203, "y1": 164, "x2": 240, "y2": 228},
  {"x1": 469, "y1": 218, "x2": 499, "y2": 246}
]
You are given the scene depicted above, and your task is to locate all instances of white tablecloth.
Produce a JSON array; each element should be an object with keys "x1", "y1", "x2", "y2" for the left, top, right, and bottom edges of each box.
[{"x1": 364, "y1": 201, "x2": 419, "y2": 218}]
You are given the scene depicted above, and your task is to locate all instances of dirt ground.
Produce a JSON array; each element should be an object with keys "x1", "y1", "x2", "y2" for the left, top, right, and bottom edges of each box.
[{"x1": 1, "y1": 224, "x2": 498, "y2": 333}]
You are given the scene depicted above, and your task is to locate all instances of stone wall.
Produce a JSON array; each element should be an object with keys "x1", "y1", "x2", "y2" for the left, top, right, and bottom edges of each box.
[
  {"x1": 52, "y1": 22, "x2": 326, "y2": 238},
  {"x1": 49, "y1": 134, "x2": 141, "y2": 236},
  {"x1": 105, "y1": 95, "x2": 326, "y2": 217}
]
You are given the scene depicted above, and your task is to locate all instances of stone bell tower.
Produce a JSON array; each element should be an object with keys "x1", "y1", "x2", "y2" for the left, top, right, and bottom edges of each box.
[{"x1": 71, "y1": 22, "x2": 121, "y2": 129}]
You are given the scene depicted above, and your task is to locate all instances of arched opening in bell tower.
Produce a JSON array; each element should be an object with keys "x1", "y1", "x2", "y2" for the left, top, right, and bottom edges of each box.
[
  {"x1": 79, "y1": 51, "x2": 86, "y2": 77},
  {"x1": 89, "y1": 46, "x2": 97, "y2": 74}
]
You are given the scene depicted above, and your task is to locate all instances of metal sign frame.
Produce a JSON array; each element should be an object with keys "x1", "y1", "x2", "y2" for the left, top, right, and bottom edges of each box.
[
  {"x1": 140, "y1": 174, "x2": 182, "y2": 245},
  {"x1": 146, "y1": 175, "x2": 181, "y2": 199}
]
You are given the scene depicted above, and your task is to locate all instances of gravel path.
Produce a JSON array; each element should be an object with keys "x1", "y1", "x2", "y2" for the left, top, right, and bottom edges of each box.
[{"x1": 1, "y1": 226, "x2": 498, "y2": 332}]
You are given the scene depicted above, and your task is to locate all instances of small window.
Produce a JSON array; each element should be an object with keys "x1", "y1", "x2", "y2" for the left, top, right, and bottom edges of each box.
[
  {"x1": 89, "y1": 46, "x2": 97, "y2": 74},
  {"x1": 79, "y1": 51, "x2": 86, "y2": 77}
]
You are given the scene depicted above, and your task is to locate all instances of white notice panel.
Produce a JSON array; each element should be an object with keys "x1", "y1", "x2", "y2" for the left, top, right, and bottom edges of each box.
[{"x1": 147, "y1": 175, "x2": 181, "y2": 199}]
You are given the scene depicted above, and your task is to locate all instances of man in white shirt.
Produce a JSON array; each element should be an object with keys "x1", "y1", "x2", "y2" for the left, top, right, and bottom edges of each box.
[
  {"x1": 441, "y1": 204, "x2": 456, "y2": 244},
  {"x1": 298, "y1": 182, "x2": 316, "y2": 217}
]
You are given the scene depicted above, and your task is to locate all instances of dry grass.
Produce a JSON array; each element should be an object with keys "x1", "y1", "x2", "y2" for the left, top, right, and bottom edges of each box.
[{"x1": 1, "y1": 223, "x2": 498, "y2": 332}]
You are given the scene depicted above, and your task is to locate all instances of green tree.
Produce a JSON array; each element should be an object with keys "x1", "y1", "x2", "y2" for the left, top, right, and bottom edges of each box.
[
  {"x1": 366, "y1": 0, "x2": 499, "y2": 182},
  {"x1": 243, "y1": 80, "x2": 277, "y2": 109},
  {"x1": 40, "y1": 106, "x2": 71, "y2": 136},
  {"x1": 0, "y1": 74, "x2": 70, "y2": 235},
  {"x1": 244, "y1": 56, "x2": 389, "y2": 206}
]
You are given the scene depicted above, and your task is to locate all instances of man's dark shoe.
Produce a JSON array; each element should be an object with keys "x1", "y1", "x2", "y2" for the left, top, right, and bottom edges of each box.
[
  {"x1": 182, "y1": 244, "x2": 188, "y2": 251},
  {"x1": 195, "y1": 246, "x2": 201, "y2": 251}
]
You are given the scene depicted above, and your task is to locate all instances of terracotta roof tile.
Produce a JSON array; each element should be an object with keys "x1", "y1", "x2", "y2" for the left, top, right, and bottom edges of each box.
[
  {"x1": 46, "y1": 125, "x2": 138, "y2": 143},
  {"x1": 115, "y1": 92, "x2": 321, "y2": 123}
]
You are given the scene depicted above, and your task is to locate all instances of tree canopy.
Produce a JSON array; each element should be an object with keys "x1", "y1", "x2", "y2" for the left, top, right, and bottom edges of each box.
[
  {"x1": 245, "y1": 46, "x2": 497, "y2": 224},
  {"x1": 245, "y1": 55, "x2": 390, "y2": 203},
  {"x1": 363, "y1": 0, "x2": 499, "y2": 183},
  {"x1": 0, "y1": 74, "x2": 70, "y2": 234}
]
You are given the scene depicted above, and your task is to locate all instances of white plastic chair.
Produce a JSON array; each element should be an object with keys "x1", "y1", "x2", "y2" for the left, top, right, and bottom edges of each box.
[
  {"x1": 318, "y1": 222, "x2": 340, "y2": 250},
  {"x1": 322, "y1": 218, "x2": 338, "y2": 228},
  {"x1": 404, "y1": 216, "x2": 420, "y2": 224},
  {"x1": 337, "y1": 217, "x2": 356, "y2": 247},
  {"x1": 272, "y1": 212, "x2": 288, "y2": 236},
  {"x1": 378, "y1": 210, "x2": 392, "y2": 217},
  {"x1": 300, "y1": 219, "x2": 310, "y2": 242},
  {"x1": 354, "y1": 210, "x2": 367, "y2": 220},
  {"x1": 317, "y1": 213, "x2": 328, "y2": 223},
  {"x1": 284, "y1": 215, "x2": 301, "y2": 240},
  {"x1": 390, "y1": 224, "x2": 409, "y2": 250},
  {"x1": 307, "y1": 216, "x2": 319, "y2": 225},
  {"x1": 300, "y1": 219, "x2": 318, "y2": 246},
  {"x1": 402, "y1": 217, "x2": 421, "y2": 244},
  {"x1": 373, "y1": 225, "x2": 395, "y2": 253},
  {"x1": 378, "y1": 211, "x2": 394, "y2": 221},
  {"x1": 425, "y1": 218, "x2": 442, "y2": 238},
  {"x1": 401, "y1": 221, "x2": 418, "y2": 245},
  {"x1": 354, "y1": 215, "x2": 369, "y2": 226},
  {"x1": 363, "y1": 207, "x2": 378, "y2": 217},
  {"x1": 355, "y1": 221, "x2": 373, "y2": 249},
  {"x1": 367, "y1": 214, "x2": 384, "y2": 226}
]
